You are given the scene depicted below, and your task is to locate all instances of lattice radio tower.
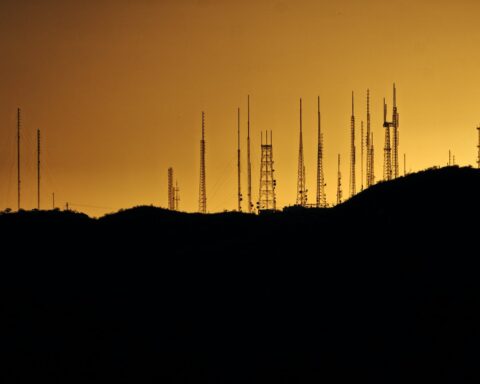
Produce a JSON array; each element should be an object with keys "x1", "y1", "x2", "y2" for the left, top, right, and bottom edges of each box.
[
  {"x1": 199, "y1": 112, "x2": 207, "y2": 213},
  {"x1": 258, "y1": 131, "x2": 276, "y2": 210},
  {"x1": 349, "y1": 92, "x2": 356, "y2": 197},
  {"x1": 392, "y1": 84, "x2": 400, "y2": 178},
  {"x1": 316, "y1": 96, "x2": 326, "y2": 207},
  {"x1": 477, "y1": 126, "x2": 480, "y2": 169},
  {"x1": 383, "y1": 97, "x2": 392, "y2": 181},
  {"x1": 168, "y1": 167, "x2": 174, "y2": 210},
  {"x1": 366, "y1": 89, "x2": 374, "y2": 187},
  {"x1": 247, "y1": 96, "x2": 253, "y2": 213},
  {"x1": 237, "y1": 107, "x2": 242, "y2": 211},
  {"x1": 296, "y1": 98, "x2": 307, "y2": 206},
  {"x1": 337, "y1": 154, "x2": 342, "y2": 205}
]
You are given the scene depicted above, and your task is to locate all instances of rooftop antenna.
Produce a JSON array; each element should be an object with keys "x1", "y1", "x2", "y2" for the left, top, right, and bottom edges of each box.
[
  {"x1": 17, "y1": 108, "x2": 21, "y2": 211},
  {"x1": 237, "y1": 107, "x2": 242, "y2": 212},
  {"x1": 350, "y1": 92, "x2": 356, "y2": 197},
  {"x1": 247, "y1": 95, "x2": 252, "y2": 213},
  {"x1": 296, "y1": 98, "x2": 307, "y2": 206},
  {"x1": 37, "y1": 129, "x2": 41, "y2": 210},
  {"x1": 199, "y1": 112, "x2": 207, "y2": 213}
]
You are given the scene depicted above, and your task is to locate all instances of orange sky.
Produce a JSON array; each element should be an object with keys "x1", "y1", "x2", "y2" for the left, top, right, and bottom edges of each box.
[{"x1": 1, "y1": 0, "x2": 479, "y2": 216}]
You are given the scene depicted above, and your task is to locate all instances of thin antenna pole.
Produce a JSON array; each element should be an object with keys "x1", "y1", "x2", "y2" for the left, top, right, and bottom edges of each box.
[
  {"x1": 350, "y1": 92, "x2": 356, "y2": 197},
  {"x1": 52, "y1": 192, "x2": 55, "y2": 209},
  {"x1": 247, "y1": 95, "x2": 252, "y2": 213},
  {"x1": 17, "y1": 108, "x2": 21, "y2": 211},
  {"x1": 237, "y1": 107, "x2": 242, "y2": 212},
  {"x1": 404, "y1": 153, "x2": 406, "y2": 176},
  {"x1": 37, "y1": 129, "x2": 40, "y2": 210}
]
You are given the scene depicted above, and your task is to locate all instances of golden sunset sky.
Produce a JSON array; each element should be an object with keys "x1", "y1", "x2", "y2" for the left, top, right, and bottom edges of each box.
[{"x1": 1, "y1": 0, "x2": 479, "y2": 215}]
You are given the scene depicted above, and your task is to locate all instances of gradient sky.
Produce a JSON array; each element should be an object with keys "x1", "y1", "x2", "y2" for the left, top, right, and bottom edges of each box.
[{"x1": 1, "y1": 0, "x2": 479, "y2": 216}]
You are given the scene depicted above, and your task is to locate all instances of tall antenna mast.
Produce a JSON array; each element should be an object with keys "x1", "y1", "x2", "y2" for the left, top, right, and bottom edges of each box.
[
  {"x1": 337, "y1": 154, "x2": 342, "y2": 205},
  {"x1": 477, "y1": 126, "x2": 480, "y2": 169},
  {"x1": 296, "y1": 98, "x2": 307, "y2": 206},
  {"x1": 366, "y1": 89, "x2": 372, "y2": 187},
  {"x1": 383, "y1": 98, "x2": 392, "y2": 180},
  {"x1": 168, "y1": 167, "x2": 174, "y2": 210},
  {"x1": 175, "y1": 181, "x2": 180, "y2": 211},
  {"x1": 247, "y1": 95, "x2": 252, "y2": 213},
  {"x1": 392, "y1": 83, "x2": 399, "y2": 178},
  {"x1": 370, "y1": 132, "x2": 375, "y2": 184},
  {"x1": 360, "y1": 120, "x2": 364, "y2": 192},
  {"x1": 350, "y1": 92, "x2": 356, "y2": 197},
  {"x1": 237, "y1": 107, "x2": 242, "y2": 212},
  {"x1": 17, "y1": 108, "x2": 21, "y2": 211},
  {"x1": 37, "y1": 129, "x2": 41, "y2": 210},
  {"x1": 199, "y1": 112, "x2": 207, "y2": 213},
  {"x1": 316, "y1": 96, "x2": 326, "y2": 207}
]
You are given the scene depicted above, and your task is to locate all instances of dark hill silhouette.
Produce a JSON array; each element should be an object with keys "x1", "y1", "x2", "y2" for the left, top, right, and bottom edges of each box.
[{"x1": 1, "y1": 166, "x2": 480, "y2": 383}]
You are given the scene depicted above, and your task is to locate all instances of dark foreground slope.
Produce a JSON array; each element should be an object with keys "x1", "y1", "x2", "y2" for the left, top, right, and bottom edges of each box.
[{"x1": 1, "y1": 166, "x2": 480, "y2": 383}]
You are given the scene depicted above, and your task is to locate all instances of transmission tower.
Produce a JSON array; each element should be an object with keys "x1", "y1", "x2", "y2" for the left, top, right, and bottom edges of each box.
[
  {"x1": 477, "y1": 126, "x2": 480, "y2": 169},
  {"x1": 237, "y1": 107, "x2": 242, "y2": 212},
  {"x1": 296, "y1": 98, "x2": 307, "y2": 206},
  {"x1": 383, "y1": 98, "x2": 392, "y2": 181},
  {"x1": 247, "y1": 95, "x2": 253, "y2": 213},
  {"x1": 337, "y1": 154, "x2": 342, "y2": 205},
  {"x1": 37, "y1": 129, "x2": 41, "y2": 210},
  {"x1": 350, "y1": 92, "x2": 356, "y2": 197},
  {"x1": 168, "y1": 167, "x2": 174, "y2": 210},
  {"x1": 392, "y1": 83, "x2": 400, "y2": 178},
  {"x1": 199, "y1": 112, "x2": 207, "y2": 213},
  {"x1": 258, "y1": 131, "x2": 276, "y2": 211},
  {"x1": 316, "y1": 96, "x2": 326, "y2": 208},
  {"x1": 17, "y1": 108, "x2": 21, "y2": 211}
]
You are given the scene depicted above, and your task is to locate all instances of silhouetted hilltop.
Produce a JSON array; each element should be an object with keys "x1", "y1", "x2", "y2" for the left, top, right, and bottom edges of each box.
[{"x1": 1, "y1": 166, "x2": 480, "y2": 383}]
